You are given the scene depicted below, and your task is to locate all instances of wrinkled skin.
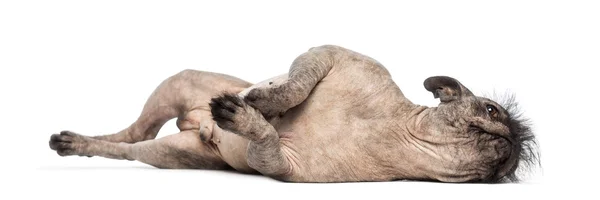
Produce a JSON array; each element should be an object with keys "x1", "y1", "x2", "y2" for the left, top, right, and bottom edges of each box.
[{"x1": 49, "y1": 45, "x2": 537, "y2": 183}]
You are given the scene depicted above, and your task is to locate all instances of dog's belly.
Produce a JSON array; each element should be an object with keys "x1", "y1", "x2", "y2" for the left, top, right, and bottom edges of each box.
[
  {"x1": 212, "y1": 128, "x2": 255, "y2": 173},
  {"x1": 175, "y1": 104, "x2": 252, "y2": 173}
]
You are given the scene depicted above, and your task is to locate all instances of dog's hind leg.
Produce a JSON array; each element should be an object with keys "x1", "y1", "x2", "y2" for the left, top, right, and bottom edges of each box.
[
  {"x1": 73, "y1": 70, "x2": 251, "y2": 144},
  {"x1": 49, "y1": 129, "x2": 229, "y2": 169}
]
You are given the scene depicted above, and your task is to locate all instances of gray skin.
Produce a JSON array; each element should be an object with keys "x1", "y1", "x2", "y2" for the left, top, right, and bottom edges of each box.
[{"x1": 49, "y1": 45, "x2": 532, "y2": 183}]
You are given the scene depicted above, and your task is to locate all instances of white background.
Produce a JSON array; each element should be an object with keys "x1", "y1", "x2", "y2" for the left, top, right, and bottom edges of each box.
[{"x1": 1, "y1": 0, "x2": 598, "y2": 199}]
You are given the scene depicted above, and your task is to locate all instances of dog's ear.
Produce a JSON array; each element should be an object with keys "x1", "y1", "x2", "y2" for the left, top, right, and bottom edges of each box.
[{"x1": 423, "y1": 76, "x2": 474, "y2": 102}]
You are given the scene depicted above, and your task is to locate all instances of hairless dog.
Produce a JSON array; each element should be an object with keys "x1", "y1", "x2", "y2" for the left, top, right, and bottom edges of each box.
[{"x1": 50, "y1": 45, "x2": 539, "y2": 183}]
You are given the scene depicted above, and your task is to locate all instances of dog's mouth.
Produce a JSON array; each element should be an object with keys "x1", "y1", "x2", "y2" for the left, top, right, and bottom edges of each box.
[{"x1": 468, "y1": 124, "x2": 513, "y2": 145}]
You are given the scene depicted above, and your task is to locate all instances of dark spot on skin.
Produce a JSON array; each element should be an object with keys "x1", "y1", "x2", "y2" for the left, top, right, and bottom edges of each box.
[
  {"x1": 269, "y1": 81, "x2": 273, "y2": 85},
  {"x1": 199, "y1": 132, "x2": 207, "y2": 141}
]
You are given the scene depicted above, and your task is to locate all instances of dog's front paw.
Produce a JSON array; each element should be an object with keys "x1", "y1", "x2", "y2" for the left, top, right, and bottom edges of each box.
[
  {"x1": 210, "y1": 94, "x2": 269, "y2": 141},
  {"x1": 49, "y1": 131, "x2": 91, "y2": 157},
  {"x1": 244, "y1": 84, "x2": 296, "y2": 118}
]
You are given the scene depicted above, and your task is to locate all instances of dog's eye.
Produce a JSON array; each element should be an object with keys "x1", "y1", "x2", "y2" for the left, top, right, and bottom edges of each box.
[{"x1": 486, "y1": 105, "x2": 499, "y2": 118}]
